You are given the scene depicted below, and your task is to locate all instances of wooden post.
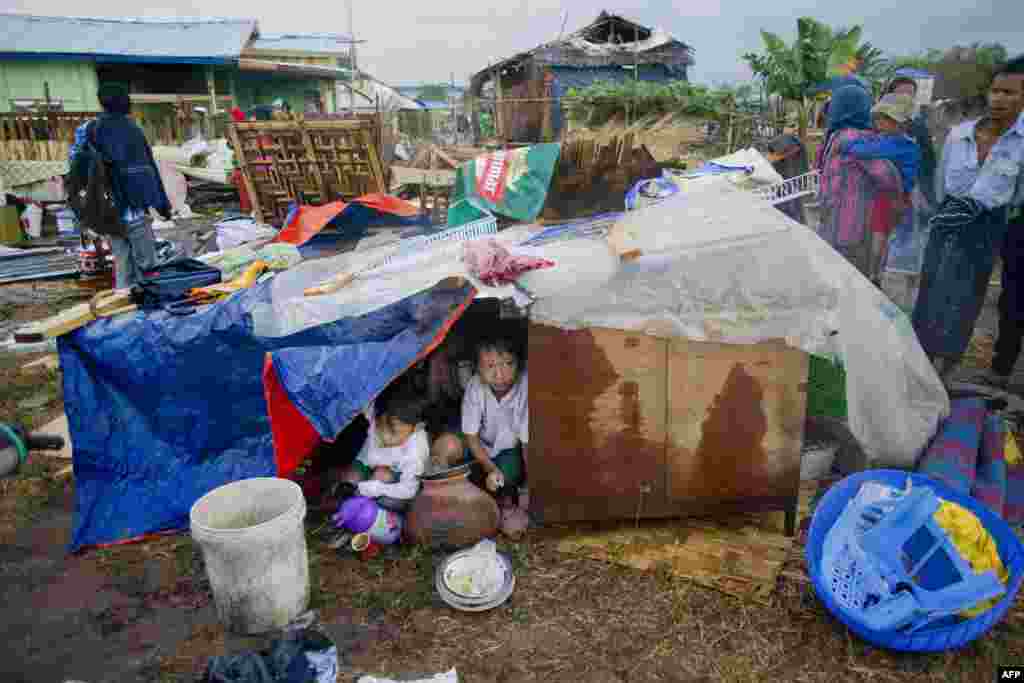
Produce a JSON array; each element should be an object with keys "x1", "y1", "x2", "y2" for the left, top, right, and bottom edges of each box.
[
  {"x1": 493, "y1": 66, "x2": 504, "y2": 141},
  {"x1": 206, "y1": 66, "x2": 218, "y2": 139},
  {"x1": 540, "y1": 71, "x2": 554, "y2": 143},
  {"x1": 228, "y1": 72, "x2": 238, "y2": 114},
  {"x1": 226, "y1": 124, "x2": 263, "y2": 223}
]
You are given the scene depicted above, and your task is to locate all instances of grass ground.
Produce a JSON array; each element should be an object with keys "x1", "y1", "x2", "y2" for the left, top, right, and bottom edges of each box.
[{"x1": 99, "y1": 518, "x2": 1024, "y2": 682}]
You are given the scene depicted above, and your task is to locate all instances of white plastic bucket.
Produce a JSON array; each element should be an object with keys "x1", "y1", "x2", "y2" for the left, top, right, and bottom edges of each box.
[
  {"x1": 190, "y1": 477, "x2": 309, "y2": 634},
  {"x1": 21, "y1": 204, "x2": 42, "y2": 239}
]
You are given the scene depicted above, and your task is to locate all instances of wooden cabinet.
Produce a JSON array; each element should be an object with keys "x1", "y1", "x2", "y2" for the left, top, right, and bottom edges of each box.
[{"x1": 528, "y1": 323, "x2": 808, "y2": 534}]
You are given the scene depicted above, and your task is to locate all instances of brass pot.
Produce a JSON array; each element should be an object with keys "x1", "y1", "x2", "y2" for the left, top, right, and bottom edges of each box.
[{"x1": 405, "y1": 466, "x2": 499, "y2": 550}]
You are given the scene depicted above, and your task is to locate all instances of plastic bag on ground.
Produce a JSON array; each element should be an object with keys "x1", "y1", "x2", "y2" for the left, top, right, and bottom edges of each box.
[{"x1": 216, "y1": 217, "x2": 279, "y2": 251}]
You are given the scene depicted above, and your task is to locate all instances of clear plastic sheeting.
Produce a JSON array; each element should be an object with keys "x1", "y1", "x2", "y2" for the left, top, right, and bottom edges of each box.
[
  {"x1": 532, "y1": 184, "x2": 949, "y2": 468},
  {"x1": 250, "y1": 228, "x2": 535, "y2": 339}
]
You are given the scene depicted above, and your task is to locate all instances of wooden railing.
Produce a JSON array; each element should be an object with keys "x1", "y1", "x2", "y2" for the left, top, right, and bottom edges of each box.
[{"x1": 0, "y1": 111, "x2": 96, "y2": 143}]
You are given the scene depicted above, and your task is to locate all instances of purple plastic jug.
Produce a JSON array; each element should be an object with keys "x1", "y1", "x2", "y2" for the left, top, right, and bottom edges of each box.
[
  {"x1": 333, "y1": 496, "x2": 403, "y2": 545},
  {"x1": 335, "y1": 496, "x2": 378, "y2": 533}
]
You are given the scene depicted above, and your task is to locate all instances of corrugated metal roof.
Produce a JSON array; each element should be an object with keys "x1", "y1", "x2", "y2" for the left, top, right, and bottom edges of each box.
[
  {"x1": 0, "y1": 13, "x2": 258, "y2": 63},
  {"x1": 248, "y1": 33, "x2": 354, "y2": 55}
]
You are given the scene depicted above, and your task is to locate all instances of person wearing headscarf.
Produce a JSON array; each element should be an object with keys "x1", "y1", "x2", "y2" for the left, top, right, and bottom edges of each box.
[
  {"x1": 815, "y1": 84, "x2": 906, "y2": 280},
  {"x1": 913, "y1": 57, "x2": 1024, "y2": 382},
  {"x1": 67, "y1": 82, "x2": 171, "y2": 288}
]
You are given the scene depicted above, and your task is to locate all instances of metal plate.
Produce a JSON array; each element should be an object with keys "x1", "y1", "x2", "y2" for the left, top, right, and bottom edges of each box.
[{"x1": 435, "y1": 549, "x2": 515, "y2": 612}]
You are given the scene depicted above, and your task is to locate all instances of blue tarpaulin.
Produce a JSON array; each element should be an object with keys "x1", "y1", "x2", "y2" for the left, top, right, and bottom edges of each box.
[{"x1": 59, "y1": 277, "x2": 475, "y2": 551}]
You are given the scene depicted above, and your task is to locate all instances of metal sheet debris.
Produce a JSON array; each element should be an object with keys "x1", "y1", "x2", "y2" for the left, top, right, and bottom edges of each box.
[{"x1": 0, "y1": 247, "x2": 79, "y2": 285}]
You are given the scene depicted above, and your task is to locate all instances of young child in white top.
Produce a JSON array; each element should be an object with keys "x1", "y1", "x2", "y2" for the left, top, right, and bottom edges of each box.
[
  {"x1": 342, "y1": 388, "x2": 429, "y2": 502},
  {"x1": 456, "y1": 336, "x2": 529, "y2": 505}
]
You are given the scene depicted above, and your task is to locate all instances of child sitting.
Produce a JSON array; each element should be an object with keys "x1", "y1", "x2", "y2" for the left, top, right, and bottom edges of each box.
[
  {"x1": 436, "y1": 336, "x2": 528, "y2": 506},
  {"x1": 339, "y1": 384, "x2": 429, "y2": 507}
]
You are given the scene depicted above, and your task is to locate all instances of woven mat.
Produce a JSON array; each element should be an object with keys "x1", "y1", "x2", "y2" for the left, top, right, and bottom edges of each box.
[
  {"x1": 0, "y1": 160, "x2": 69, "y2": 188},
  {"x1": 548, "y1": 480, "x2": 824, "y2": 606}
]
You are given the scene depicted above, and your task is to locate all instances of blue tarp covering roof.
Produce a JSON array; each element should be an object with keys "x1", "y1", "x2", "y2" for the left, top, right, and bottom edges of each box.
[
  {"x1": 59, "y1": 277, "x2": 475, "y2": 551},
  {"x1": 0, "y1": 13, "x2": 257, "y2": 63}
]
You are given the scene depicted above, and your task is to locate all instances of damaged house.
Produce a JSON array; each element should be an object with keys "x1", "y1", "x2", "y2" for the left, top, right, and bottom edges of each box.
[
  {"x1": 468, "y1": 11, "x2": 694, "y2": 143},
  {"x1": 0, "y1": 14, "x2": 357, "y2": 146}
]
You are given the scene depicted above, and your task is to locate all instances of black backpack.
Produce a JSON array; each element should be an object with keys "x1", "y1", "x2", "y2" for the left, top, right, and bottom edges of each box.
[{"x1": 67, "y1": 121, "x2": 127, "y2": 238}]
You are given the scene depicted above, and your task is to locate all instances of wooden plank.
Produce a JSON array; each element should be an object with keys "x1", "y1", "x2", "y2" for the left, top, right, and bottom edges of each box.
[
  {"x1": 227, "y1": 123, "x2": 264, "y2": 224},
  {"x1": 618, "y1": 132, "x2": 635, "y2": 164},
  {"x1": 235, "y1": 120, "x2": 370, "y2": 132},
  {"x1": 431, "y1": 144, "x2": 460, "y2": 170},
  {"x1": 551, "y1": 480, "x2": 817, "y2": 605},
  {"x1": 129, "y1": 94, "x2": 233, "y2": 105},
  {"x1": 665, "y1": 338, "x2": 807, "y2": 503},
  {"x1": 14, "y1": 290, "x2": 135, "y2": 340},
  {"x1": 389, "y1": 165, "x2": 456, "y2": 187},
  {"x1": 296, "y1": 120, "x2": 329, "y2": 202},
  {"x1": 21, "y1": 355, "x2": 59, "y2": 374},
  {"x1": 528, "y1": 324, "x2": 668, "y2": 523},
  {"x1": 363, "y1": 129, "x2": 386, "y2": 193}
]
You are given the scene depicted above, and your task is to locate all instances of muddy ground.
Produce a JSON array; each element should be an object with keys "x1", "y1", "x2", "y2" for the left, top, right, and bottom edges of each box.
[{"x1": 2, "y1": 224, "x2": 1024, "y2": 681}]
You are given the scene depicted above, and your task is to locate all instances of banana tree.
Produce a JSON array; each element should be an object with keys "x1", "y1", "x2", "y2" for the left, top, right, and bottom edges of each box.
[{"x1": 743, "y1": 18, "x2": 875, "y2": 144}]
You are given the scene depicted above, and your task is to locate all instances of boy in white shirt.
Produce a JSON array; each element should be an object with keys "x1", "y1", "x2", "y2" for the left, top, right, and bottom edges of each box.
[
  {"x1": 338, "y1": 387, "x2": 430, "y2": 506},
  {"x1": 458, "y1": 336, "x2": 528, "y2": 508}
]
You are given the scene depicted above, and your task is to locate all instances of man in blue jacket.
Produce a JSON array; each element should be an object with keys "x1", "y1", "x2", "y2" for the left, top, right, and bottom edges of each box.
[{"x1": 69, "y1": 82, "x2": 172, "y2": 288}]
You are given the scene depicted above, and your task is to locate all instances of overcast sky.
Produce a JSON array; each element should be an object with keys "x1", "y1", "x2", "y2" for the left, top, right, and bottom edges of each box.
[{"x1": 6, "y1": 1, "x2": 1023, "y2": 87}]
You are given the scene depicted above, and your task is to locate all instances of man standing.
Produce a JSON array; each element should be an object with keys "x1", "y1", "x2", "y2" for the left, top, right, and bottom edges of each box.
[
  {"x1": 983, "y1": 56, "x2": 1024, "y2": 387},
  {"x1": 911, "y1": 56, "x2": 1024, "y2": 381},
  {"x1": 68, "y1": 82, "x2": 172, "y2": 288}
]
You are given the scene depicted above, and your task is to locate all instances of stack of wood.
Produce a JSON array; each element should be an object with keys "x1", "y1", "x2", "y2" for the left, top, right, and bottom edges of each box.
[
  {"x1": 387, "y1": 136, "x2": 660, "y2": 225},
  {"x1": 389, "y1": 144, "x2": 488, "y2": 225},
  {"x1": 229, "y1": 118, "x2": 386, "y2": 226},
  {"x1": 540, "y1": 134, "x2": 660, "y2": 222}
]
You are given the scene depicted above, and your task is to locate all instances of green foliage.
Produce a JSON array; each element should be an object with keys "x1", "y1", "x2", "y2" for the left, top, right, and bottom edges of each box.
[
  {"x1": 742, "y1": 18, "x2": 896, "y2": 137},
  {"x1": 565, "y1": 80, "x2": 735, "y2": 126},
  {"x1": 887, "y1": 42, "x2": 1011, "y2": 101}
]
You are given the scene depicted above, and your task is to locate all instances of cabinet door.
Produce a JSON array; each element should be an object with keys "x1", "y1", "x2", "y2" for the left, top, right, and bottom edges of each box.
[
  {"x1": 528, "y1": 324, "x2": 668, "y2": 522},
  {"x1": 665, "y1": 338, "x2": 807, "y2": 508}
]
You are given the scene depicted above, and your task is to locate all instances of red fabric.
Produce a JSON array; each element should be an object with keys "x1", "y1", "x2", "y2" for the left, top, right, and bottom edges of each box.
[
  {"x1": 870, "y1": 194, "x2": 910, "y2": 236},
  {"x1": 263, "y1": 355, "x2": 320, "y2": 477},
  {"x1": 230, "y1": 107, "x2": 246, "y2": 123},
  {"x1": 232, "y1": 169, "x2": 252, "y2": 212},
  {"x1": 463, "y1": 238, "x2": 555, "y2": 286},
  {"x1": 272, "y1": 194, "x2": 421, "y2": 247},
  {"x1": 262, "y1": 285, "x2": 477, "y2": 471}
]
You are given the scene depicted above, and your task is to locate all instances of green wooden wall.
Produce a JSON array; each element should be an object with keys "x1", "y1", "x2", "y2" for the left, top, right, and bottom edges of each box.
[
  {"x1": 233, "y1": 72, "x2": 331, "y2": 114},
  {"x1": 0, "y1": 60, "x2": 100, "y2": 112}
]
